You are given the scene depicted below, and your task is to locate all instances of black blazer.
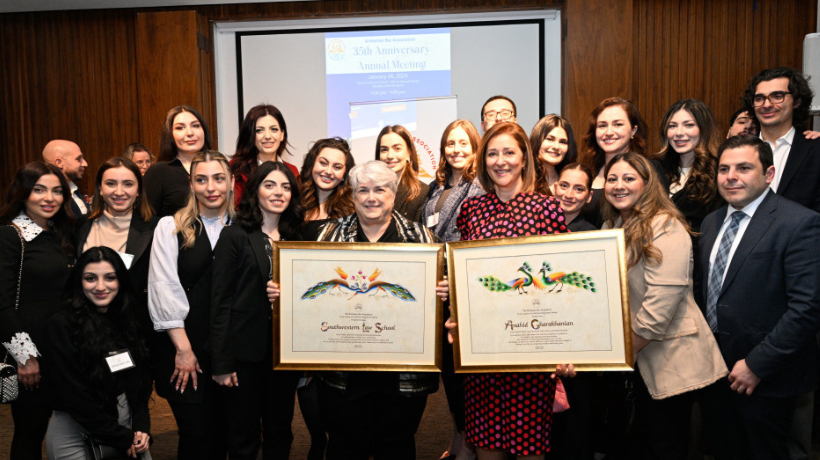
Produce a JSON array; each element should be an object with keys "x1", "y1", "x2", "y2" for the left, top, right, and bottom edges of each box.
[
  {"x1": 776, "y1": 134, "x2": 820, "y2": 213},
  {"x1": 696, "y1": 192, "x2": 820, "y2": 398},
  {"x1": 75, "y1": 215, "x2": 159, "y2": 299},
  {"x1": 210, "y1": 225, "x2": 276, "y2": 375}
]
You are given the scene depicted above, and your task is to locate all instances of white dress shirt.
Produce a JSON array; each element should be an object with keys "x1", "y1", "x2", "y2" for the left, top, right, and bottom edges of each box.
[
  {"x1": 762, "y1": 126, "x2": 795, "y2": 192},
  {"x1": 69, "y1": 181, "x2": 88, "y2": 214},
  {"x1": 148, "y1": 214, "x2": 228, "y2": 330}
]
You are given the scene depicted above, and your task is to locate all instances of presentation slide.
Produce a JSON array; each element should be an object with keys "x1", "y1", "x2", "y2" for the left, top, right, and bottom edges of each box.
[{"x1": 325, "y1": 28, "x2": 452, "y2": 139}]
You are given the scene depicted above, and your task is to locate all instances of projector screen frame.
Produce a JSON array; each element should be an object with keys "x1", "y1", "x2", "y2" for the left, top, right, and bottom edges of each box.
[{"x1": 213, "y1": 9, "x2": 561, "y2": 158}]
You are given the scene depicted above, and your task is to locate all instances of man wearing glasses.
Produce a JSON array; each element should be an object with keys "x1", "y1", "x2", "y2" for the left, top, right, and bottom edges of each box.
[
  {"x1": 741, "y1": 67, "x2": 820, "y2": 460},
  {"x1": 742, "y1": 67, "x2": 820, "y2": 213},
  {"x1": 480, "y1": 95, "x2": 517, "y2": 132}
]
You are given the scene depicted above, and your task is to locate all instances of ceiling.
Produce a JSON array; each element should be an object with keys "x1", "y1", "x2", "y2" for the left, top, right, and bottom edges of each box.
[{"x1": 1, "y1": 0, "x2": 307, "y2": 14}]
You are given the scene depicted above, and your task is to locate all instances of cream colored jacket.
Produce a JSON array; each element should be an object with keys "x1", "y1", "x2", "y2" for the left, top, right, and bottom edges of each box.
[{"x1": 608, "y1": 214, "x2": 727, "y2": 399}]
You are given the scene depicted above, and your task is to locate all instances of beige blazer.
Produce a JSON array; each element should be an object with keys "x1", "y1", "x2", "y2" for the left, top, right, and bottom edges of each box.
[{"x1": 608, "y1": 214, "x2": 727, "y2": 399}]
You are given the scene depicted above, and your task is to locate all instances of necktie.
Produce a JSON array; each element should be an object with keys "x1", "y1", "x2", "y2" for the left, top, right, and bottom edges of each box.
[{"x1": 707, "y1": 211, "x2": 746, "y2": 332}]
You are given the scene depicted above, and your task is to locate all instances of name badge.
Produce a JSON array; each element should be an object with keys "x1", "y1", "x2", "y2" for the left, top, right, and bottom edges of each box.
[
  {"x1": 426, "y1": 213, "x2": 440, "y2": 228},
  {"x1": 105, "y1": 350, "x2": 135, "y2": 373},
  {"x1": 118, "y1": 252, "x2": 134, "y2": 269}
]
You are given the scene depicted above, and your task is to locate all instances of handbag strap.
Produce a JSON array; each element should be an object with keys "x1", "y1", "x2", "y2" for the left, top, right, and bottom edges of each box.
[{"x1": 8, "y1": 223, "x2": 24, "y2": 311}]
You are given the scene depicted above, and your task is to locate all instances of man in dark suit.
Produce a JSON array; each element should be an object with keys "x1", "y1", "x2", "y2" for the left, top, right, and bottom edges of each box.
[
  {"x1": 742, "y1": 67, "x2": 820, "y2": 213},
  {"x1": 696, "y1": 136, "x2": 820, "y2": 460},
  {"x1": 42, "y1": 139, "x2": 89, "y2": 217}
]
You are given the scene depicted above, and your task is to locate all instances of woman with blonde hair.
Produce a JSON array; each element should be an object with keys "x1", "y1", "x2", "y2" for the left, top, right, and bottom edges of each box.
[
  {"x1": 601, "y1": 152, "x2": 726, "y2": 459},
  {"x1": 148, "y1": 150, "x2": 234, "y2": 460}
]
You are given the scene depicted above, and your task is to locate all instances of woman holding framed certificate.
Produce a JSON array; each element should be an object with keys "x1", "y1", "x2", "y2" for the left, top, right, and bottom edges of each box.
[
  {"x1": 448, "y1": 122, "x2": 571, "y2": 459},
  {"x1": 211, "y1": 161, "x2": 304, "y2": 459},
  {"x1": 601, "y1": 152, "x2": 726, "y2": 459}
]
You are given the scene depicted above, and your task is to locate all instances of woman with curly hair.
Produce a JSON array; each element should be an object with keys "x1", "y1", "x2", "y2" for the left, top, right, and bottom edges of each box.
[
  {"x1": 44, "y1": 246, "x2": 152, "y2": 459},
  {"x1": 299, "y1": 137, "x2": 355, "y2": 241},
  {"x1": 211, "y1": 161, "x2": 303, "y2": 459},
  {"x1": 530, "y1": 114, "x2": 579, "y2": 195},
  {"x1": 655, "y1": 99, "x2": 723, "y2": 236},
  {"x1": 601, "y1": 152, "x2": 726, "y2": 459},
  {"x1": 230, "y1": 104, "x2": 300, "y2": 205}
]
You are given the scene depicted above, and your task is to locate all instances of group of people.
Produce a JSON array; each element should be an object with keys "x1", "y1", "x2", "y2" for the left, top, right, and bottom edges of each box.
[{"x1": 1, "y1": 65, "x2": 819, "y2": 460}]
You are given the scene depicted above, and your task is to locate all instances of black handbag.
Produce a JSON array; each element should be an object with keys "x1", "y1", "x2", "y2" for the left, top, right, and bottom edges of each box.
[
  {"x1": 82, "y1": 434, "x2": 138, "y2": 460},
  {"x1": 1, "y1": 223, "x2": 25, "y2": 404}
]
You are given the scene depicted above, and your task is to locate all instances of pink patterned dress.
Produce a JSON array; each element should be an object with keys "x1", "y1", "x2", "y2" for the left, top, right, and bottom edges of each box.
[{"x1": 456, "y1": 192, "x2": 567, "y2": 455}]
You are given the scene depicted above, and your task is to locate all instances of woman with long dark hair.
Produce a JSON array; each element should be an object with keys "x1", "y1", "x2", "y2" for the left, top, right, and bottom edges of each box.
[
  {"x1": 230, "y1": 104, "x2": 300, "y2": 205},
  {"x1": 44, "y1": 246, "x2": 152, "y2": 459},
  {"x1": 375, "y1": 125, "x2": 429, "y2": 222},
  {"x1": 144, "y1": 105, "x2": 214, "y2": 217},
  {"x1": 211, "y1": 161, "x2": 303, "y2": 459},
  {"x1": 580, "y1": 97, "x2": 668, "y2": 227},
  {"x1": 0, "y1": 161, "x2": 75, "y2": 459},
  {"x1": 601, "y1": 152, "x2": 726, "y2": 459},
  {"x1": 148, "y1": 151, "x2": 235, "y2": 459},
  {"x1": 299, "y1": 137, "x2": 355, "y2": 241},
  {"x1": 531, "y1": 114, "x2": 579, "y2": 195},
  {"x1": 655, "y1": 99, "x2": 723, "y2": 235}
]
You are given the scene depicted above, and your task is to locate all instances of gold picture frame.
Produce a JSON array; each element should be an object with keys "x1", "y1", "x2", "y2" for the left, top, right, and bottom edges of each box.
[
  {"x1": 447, "y1": 229, "x2": 633, "y2": 372},
  {"x1": 273, "y1": 241, "x2": 444, "y2": 371}
]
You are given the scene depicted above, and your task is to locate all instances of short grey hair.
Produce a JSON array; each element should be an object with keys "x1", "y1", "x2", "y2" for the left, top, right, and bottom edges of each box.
[{"x1": 348, "y1": 160, "x2": 398, "y2": 194}]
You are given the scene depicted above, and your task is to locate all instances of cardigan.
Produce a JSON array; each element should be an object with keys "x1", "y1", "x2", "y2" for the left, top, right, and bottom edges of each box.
[{"x1": 420, "y1": 176, "x2": 484, "y2": 242}]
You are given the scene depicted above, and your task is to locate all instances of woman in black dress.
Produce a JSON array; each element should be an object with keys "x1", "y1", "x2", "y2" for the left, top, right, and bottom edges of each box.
[
  {"x1": 375, "y1": 125, "x2": 429, "y2": 222},
  {"x1": 211, "y1": 162, "x2": 303, "y2": 460},
  {"x1": 0, "y1": 162, "x2": 75, "y2": 460},
  {"x1": 299, "y1": 137, "x2": 355, "y2": 241},
  {"x1": 148, "y1": 151, "x2": 235, "y2": 459},
  {"x1": 44, "y1": 246, "x2": 153, "y2": 459},
  {"x1": 144, "y1": 105, "x2": 214, "y2": 217}
]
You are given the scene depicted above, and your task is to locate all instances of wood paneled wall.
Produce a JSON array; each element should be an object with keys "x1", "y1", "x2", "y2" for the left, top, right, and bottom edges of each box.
[
  {"x1": 0, "y1": 0, "x2": 815, "y2": 193},
  {"x1": 0, "y1": 10, "x2": 140, "y2": 194},
  {"x1": 632, "y1": 0, "x2": 816, "y2": 151}
]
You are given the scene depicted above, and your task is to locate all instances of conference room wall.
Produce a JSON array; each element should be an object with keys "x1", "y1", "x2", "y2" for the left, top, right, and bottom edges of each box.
[{"x1": 0, "y1": 0, "x2": 815, "y2": 193}]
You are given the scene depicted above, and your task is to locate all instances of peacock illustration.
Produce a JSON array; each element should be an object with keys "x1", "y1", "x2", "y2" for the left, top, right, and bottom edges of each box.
[
  {"x1": 301, "y1": 267, "x2": 416, "y2": 301},
  {"x1": 477, "y1": 262, "x2": 545, "y2": 295},
  {"x1": 537, "y1": 262, "x2": 596, "y2": 293}
]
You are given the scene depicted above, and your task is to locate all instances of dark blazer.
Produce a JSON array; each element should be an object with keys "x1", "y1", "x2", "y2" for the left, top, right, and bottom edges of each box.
[
  {"x1": 75, "y1": 215, "x2": 159, "y2": 299},
  {"x1": 776, "y1": 134, "x2": 820, "y2": 213},
  {"x1": 210, "y1": 225, "x2": 275, "y2": 375},
  {"x1": 696, "y1": 192, "x2": 820, "y2": 398}
]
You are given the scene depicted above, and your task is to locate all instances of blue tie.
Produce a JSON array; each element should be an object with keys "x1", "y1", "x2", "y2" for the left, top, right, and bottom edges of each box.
[{"x1": 707, "y1": 211, "x2": 746, "y2": 332}]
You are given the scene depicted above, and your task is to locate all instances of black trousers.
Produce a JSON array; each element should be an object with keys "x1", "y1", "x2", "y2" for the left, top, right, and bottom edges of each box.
[
  {"x1": 297, "y1": 377, "x2": 327, "y2": 460},
  {"x1": 440, "y1": 299, "x2": 466, "y2": 432},
  {"x1": 700, "y1": 376, "x2": 795, "y2": 460},
  {"x1": 167, "y1": 379, "x2": 228, "y2": 460},
  {"x1": 317, "y1": 380, "x2": 428, "y2": 460},
  {"x1": 223, "y1": 361, "x2": 301, "y2": 460},
  {"x1": 10, "y1": 402, "x2": 51, "y2": 460}
]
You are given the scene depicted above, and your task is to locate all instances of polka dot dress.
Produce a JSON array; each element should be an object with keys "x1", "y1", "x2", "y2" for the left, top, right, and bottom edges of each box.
[{"x1": 456, "y1": 192, "x2": 567, "y2": 455}]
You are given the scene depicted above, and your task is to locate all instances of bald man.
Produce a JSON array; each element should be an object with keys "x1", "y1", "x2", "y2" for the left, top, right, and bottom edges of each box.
[{"x1": 42, "y1": 140, "x2": 88, "y2": 216}]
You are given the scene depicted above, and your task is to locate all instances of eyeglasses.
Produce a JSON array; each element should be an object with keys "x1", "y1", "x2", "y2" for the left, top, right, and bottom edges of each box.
[
  {"x1": 753, "y1": 91, "x2": 791, "y2": 106},
  {"x1": 483, "y1": 109, "x2": 515, "y2": 121}
]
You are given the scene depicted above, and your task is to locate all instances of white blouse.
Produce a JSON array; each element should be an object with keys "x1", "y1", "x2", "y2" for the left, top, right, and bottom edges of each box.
[{"x1": 147, "y1": 215, "x2": 227, "y2": 331}]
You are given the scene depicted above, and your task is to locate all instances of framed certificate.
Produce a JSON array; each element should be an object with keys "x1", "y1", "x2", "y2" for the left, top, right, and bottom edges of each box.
[
  {"x1": 273, "y1": 241, "x2": 444, "y2": 371},
  {"x1": 447, "y1": 229, "x2": 633, "y2": 372}
]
